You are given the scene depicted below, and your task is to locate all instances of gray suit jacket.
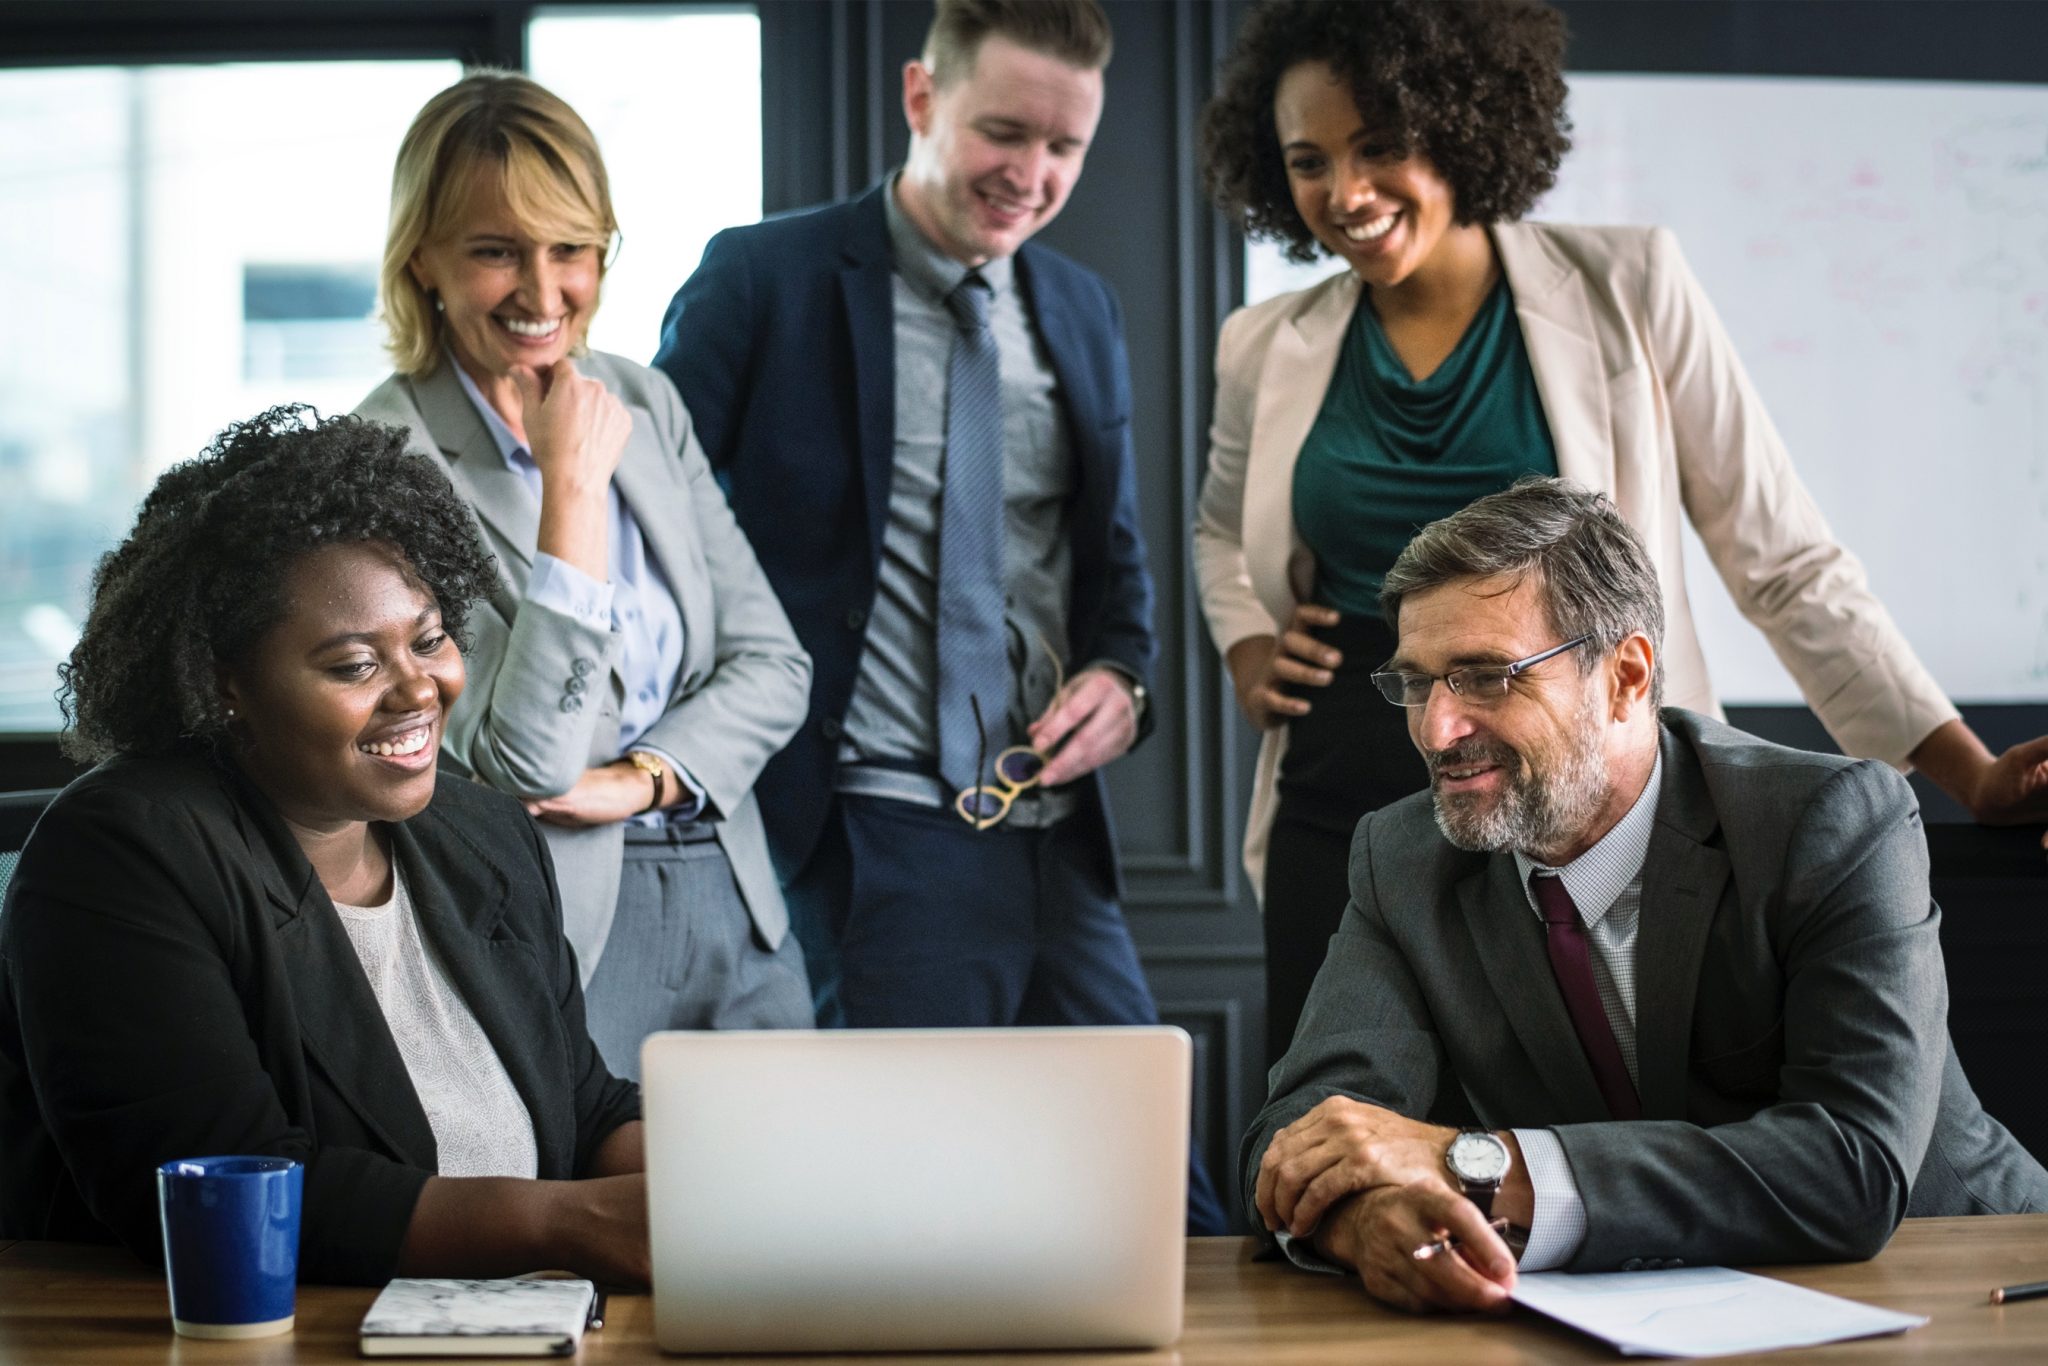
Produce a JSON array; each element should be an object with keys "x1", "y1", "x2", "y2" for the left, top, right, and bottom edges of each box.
[
  {"x1": 1244, "y1": 710, "x2": 2046, "y2": 1269},
  {"x1": 356, "y1": 351, "x2": 811, "y2": 978}
]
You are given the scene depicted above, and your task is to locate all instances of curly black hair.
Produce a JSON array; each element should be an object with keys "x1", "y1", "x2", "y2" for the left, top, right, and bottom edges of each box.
[
  {"x1": 58, "y1": 406, "x2": 496, "y2": 764},
  {"x1": 1201, "y1": 0, "x2": 1572, "y2": 263}
]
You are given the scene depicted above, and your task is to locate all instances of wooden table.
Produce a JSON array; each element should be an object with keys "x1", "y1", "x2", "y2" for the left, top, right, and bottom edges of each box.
[{"x1": 5, "y1": 1218, "x2": 2048, "y2": 1363}]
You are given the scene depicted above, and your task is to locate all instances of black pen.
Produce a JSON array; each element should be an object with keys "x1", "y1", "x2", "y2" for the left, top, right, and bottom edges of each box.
[
  {"x1": 585, "y1": 1289, "x2": 608, "y2": 1331},
  {"x1": 1989, "y1": 1280, "x2": 2048, "y2": 1305}
]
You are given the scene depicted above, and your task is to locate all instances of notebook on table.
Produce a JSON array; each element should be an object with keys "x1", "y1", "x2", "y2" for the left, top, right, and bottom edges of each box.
[
  {"x1": 640, "y1": 1026, "x2": 1190, "y2": 1354},
  {"x1": 359, "y1": 1277, "x2": 595, "y2": 1357}
]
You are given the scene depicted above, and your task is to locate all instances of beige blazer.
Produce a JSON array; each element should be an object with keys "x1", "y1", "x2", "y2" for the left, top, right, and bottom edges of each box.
[
  {"x1": 1193, "y1": 222, "x2": 1957, "y2": 897},
  {"x1": 357, "y1": 351, "x2": 812, "y2": 978}
]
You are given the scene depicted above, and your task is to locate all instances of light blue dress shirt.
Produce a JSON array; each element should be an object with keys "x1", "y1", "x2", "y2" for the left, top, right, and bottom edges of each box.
[{"x1": 451, "y1": 362, "x2": 704, "y2": 820}]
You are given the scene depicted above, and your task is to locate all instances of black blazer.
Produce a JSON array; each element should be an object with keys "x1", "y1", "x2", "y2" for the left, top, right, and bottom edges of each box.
[{"x1": 0, "y1": 752, "x2": 639, "y2": 1284}]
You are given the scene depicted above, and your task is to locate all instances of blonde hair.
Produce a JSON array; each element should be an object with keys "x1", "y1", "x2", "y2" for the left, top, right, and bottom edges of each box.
[{"x1": 379, "y1": 70, "x2": 619, "y2": 376}]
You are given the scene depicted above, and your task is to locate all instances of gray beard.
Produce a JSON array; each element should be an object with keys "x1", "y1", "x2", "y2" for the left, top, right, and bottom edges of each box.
[{"x1": 1429, "y1": 688, "x2": 1612, "y2": 858}]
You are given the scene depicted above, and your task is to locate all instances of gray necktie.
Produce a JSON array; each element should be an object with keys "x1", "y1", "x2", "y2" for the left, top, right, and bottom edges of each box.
[{"x1": 936, "y1": 273, "x2": 1010, "y2": 792}]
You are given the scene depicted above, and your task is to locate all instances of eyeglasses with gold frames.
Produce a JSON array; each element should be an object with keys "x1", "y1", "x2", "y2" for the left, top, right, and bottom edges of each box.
[{"x1": 952, "y1": 632, "x2": 1065, "y2": 831}]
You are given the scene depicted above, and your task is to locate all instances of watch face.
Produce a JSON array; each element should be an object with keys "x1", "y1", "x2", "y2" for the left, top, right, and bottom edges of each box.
[{"x1": 1449, "y1": 1131, "x2": 1511, "y2": 1183}]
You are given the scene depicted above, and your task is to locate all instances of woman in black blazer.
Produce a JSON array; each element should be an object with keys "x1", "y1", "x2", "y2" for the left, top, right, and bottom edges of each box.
[{"x1": 0, "y1": 408, "x2": 646, "y2": 1285}]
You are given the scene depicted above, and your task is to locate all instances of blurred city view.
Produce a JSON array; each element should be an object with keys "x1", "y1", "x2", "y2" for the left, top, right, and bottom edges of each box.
[{"x1": 1, "y1": 7, "x2": 761, "y2": 733}]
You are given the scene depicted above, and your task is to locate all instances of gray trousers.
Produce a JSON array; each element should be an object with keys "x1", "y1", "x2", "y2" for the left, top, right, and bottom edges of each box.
[{"x1": 583, "y1": 821, "x2": 813, "y2": 1081}]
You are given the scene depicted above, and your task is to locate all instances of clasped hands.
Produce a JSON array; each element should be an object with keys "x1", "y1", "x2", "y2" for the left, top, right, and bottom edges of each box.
[{"x1": 1256, "y1": 1097, "x2": 1523, "y2": 1315}]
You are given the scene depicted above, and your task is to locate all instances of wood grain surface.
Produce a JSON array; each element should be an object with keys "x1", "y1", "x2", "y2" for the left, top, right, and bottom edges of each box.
[{"x1": 3, "y1": 1218, "x2": 2046, "y2": 1363}]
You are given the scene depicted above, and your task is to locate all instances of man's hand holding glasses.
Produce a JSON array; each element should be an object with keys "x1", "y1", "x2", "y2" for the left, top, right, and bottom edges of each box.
[
  {"x1": 951, "y1": 631, "x2": 1147, "y2": 831},
  {"x1": 1026, "y1": 666, "x2": 1145, "y2": 788}
]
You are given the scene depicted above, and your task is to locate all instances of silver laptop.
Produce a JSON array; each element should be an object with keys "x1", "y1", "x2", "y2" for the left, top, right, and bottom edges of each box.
[{"x1": 640, "y1": 1027, "x2": 1189, "y2": 1354}]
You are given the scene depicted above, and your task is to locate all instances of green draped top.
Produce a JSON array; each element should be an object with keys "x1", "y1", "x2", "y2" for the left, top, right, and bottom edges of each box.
[{"x1": 1292, "y1": 276, "x2": 1559, "y2": 615}]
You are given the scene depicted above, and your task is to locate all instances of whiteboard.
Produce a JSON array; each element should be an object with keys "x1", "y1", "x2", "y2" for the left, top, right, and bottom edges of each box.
[{"x1": 1247, "y1": 74, "x2": 2048, "y2": 704}]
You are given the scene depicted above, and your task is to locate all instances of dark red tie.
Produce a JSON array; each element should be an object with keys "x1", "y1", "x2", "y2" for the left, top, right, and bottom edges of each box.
[{"x1": 1530, "y1": 872, "x2": 1641, "y2": 1121}]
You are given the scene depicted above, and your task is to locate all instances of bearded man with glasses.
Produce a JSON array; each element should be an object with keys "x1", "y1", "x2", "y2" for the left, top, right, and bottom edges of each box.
[{"x1": 1242, "y1": 476, "x2": 2047, "y2": 1315}]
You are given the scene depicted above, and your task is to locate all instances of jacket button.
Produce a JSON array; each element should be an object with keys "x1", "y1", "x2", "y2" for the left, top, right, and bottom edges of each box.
[
  {"x1": 566, "y1": 676, "x2": 586, "y2": 695},
  {"x1": 1622, "y1": 1258, "x2": 1645, "y2": 1272},
  {"x1": 572, "y1": 657, "x2": 595, "y2": 677},
  {"x1": 559, "y1": 697, "x2": 580, "y2": 714},
  {"x1": 845, "y1": 607, "x2": 867, "y2": 630},
  {"x1": 820, "y1": 716, "x2": 843, "y2": 740}
]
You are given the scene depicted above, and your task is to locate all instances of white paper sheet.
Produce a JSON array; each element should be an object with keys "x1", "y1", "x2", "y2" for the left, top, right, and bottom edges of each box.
[{"x1": 1509, "y1": 1266, "x2": 1928, "y2": 1358}]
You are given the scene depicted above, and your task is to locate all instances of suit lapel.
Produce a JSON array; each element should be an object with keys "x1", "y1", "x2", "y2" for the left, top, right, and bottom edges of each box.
[
  {"x1": 389, "y1": 808, "x2": 573, "y2": 1178},
  {"x1": 1460, "y1": 856, "x2": 1613, "y2": 1122},
  {"x1": 1246, "y1": 273, "x2": 1357, "y2": 620},
  {"x1": 839, "y1": 188, "x2": 898, "y2": 563},
  {"x1": 1633, "y1": 726, "x2": 1732, "y2": 1119},
  {"x1": 232, "y1": 783, "x2": 439, "y2": 1170},
  {"x1": 1494, "y1": 224, "x2": 1618, "y2": 497},
  {"x1": 408, "y1": 363, "x2": 542, "y2": 588},
  {"x1": 1018, "y1": 247, "x2": 1100, "y2": 430}
]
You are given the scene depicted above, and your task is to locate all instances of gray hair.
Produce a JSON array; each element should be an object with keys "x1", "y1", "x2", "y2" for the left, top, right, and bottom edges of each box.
[{"x1": 1380, "y1": 476, "x2": 1666, "y2": 706}]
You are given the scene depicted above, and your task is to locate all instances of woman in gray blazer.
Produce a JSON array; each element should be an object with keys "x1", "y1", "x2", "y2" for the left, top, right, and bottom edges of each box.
[
  {"x1": 357, "y1": 72, "x2": 815, "y2": 1074},
  {"x1": 1195, "y1": 0, "x2": 2048, "y2": 1064}
]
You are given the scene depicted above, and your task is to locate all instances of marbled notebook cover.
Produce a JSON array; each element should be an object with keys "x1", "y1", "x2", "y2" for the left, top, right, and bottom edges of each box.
[{"x1": 361, "y1": 1277, "x2": 595, "y2": 1338}]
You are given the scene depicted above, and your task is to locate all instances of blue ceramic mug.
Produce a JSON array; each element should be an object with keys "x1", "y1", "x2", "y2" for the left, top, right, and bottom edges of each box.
[{"x1": 155, "y1": 1156, "x2": 303, "y2": 1339}]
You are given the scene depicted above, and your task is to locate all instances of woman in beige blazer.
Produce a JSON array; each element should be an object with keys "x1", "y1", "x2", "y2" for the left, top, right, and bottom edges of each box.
[{"x1": 1195, "y1": 0, "x2": 2048, "y2": 1063}]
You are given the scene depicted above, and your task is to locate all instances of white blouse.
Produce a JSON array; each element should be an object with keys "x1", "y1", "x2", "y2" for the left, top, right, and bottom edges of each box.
[{"x1": 332, "y1": 864, "x2": 539, "y2": 1179}]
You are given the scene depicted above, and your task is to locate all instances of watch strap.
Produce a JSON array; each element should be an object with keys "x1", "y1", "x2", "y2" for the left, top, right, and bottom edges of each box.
[{"x1": 626, "y1": 751, "x2": 665, "y2": 814}]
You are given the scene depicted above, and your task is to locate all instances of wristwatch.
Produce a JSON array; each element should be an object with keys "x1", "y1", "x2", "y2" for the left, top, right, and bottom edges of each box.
[
  {"x1": 1445, "y1": 1129, "x2": 1512, "y2": 1218},
  {"x1": 1114, "y1": 672, "x2": 1148, "y2": 725},
  {"x1": 625, "y1": 751, "x2": 666, "y2": 814}
]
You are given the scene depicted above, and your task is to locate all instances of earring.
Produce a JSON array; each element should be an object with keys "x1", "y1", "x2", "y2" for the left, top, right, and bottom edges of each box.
[
  {"x1": 433, "y1": 294, "x2": 444, "y2": 313},
  {"x1": 225, "y1": 706, "x2": 236, "y2": 719}
]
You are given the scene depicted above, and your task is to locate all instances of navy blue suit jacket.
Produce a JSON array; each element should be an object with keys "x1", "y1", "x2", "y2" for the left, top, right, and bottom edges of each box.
[{"x1": 653, "y1": 184, "x2": 1155, "y2": 887}]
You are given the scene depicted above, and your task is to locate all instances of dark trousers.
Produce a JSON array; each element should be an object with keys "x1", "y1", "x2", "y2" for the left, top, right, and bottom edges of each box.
[
  {"x1": 785, "y1": 791, "x2": 1229, "y2": 1234},
  {"x1": 1264, "y1": 613, "x2": 1429, "y2": 1068}
]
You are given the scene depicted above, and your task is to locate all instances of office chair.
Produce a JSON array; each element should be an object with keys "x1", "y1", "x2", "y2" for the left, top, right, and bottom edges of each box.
[{"x1": 0, "y1": 789, "x2": 59, "y2": 908}]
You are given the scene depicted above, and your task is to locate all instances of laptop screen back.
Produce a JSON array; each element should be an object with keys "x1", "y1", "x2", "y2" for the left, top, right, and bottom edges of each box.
[{"x1": 640, "y1": 1027, "x2": 1189, "y2": 1353}]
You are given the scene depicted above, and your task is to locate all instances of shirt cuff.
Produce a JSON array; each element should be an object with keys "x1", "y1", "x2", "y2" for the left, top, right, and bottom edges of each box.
[
  {"x1": 1272, "y1": 1228, "x2": 1347, "y2": 1277},
  {"x1": 1512, "y1": 1128, "x2": 1588, "y2": 1271},
  {"x1": 528, "y1": 552, "x2": 614, "y2": 628}
]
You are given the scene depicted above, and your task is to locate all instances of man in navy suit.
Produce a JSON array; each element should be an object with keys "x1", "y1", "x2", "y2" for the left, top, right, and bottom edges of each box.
[
  {"x1": 654, "y1": 0, "x2": 1147, "y2": 1031},
  {"x1": 654, "y1": 0, "x2": 1222, "y2": 1229}
]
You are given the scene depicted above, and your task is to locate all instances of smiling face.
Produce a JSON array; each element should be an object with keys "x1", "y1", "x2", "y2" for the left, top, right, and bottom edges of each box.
[
  {"x1": 897, "y1": 34, "x2": 1104, "y2": 266},
  {"x1": 407, "y1": 171, "x2": 602, "y2": 384},
  {"x1": 220, "y1": 542, "x2": 464, "y2": 844},
  {"x1": 1272, "y1": 60, "x2": 1468, "y2": 294},
  {"x1": 1393, "y1": 573, "x2": 1628, "y2": 865}
]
